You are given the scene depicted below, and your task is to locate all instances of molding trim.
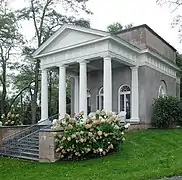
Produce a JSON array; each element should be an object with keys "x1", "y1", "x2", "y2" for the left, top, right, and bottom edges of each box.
[
  {"x1": 33, "y1": 24, "x2": 109, "y2": 57},
  {"x1": 177, "y1": 76, "x2": 181, "y2": 84},
  {"x1": 140, "y1": 61, "x2": 176, "y2": 79},
  {"x1": 140, "y1": 49, "x2": 179, "y2": 71}
]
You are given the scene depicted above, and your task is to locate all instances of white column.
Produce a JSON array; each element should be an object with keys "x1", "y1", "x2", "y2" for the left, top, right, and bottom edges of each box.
[
  {"x1": 130, "y1": 66, "x2": 140, "y2": 122},
  {"x1": 59, "y1": 65, "x2": 66, "y2": 119},
  {"x1": 79, "y1": 61, "x2": 87, "y2": 116},
  {"x1": 40, "y1": 68, "x2": 49, "y2": 124},
  {"x1": 103, "y1": 56, "x2": 112, "y2": 112},
  {"x1": 74, "y1": 76, "x2": 79, "y2": 114}
]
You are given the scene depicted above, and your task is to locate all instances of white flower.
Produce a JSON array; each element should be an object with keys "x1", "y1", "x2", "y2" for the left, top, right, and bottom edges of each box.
[
  {"x1": 97, "y1": 131, "x2": 102, "y2": 136},
  {"x1": 122, "y1": 137, "x2": 126, "y2": 141},
  {"x1": 11, "y1": 121, "x2": 15, "y2": 124},
  {"x1": 124, "y1": 123, "x2": 130, "y2": 129},
  {"x1": 114, "y1": 125, "x2": 120, "y2": 130},
  {"x1": 67, "y1": 137, "x2": 71, "y2": 141},
  {"x1": 1, "y1": 114, "x2": 5, "y2": 119},
  {"x1": 107, "y1": 111, "x2": 113, "y2": 116},
  {"x1": 52, "y1": 119, "x2": 57, "y2": 126},
  {"x1": 121, "y1": 132, "x2": 124, "y2": 135},
  {"x1": 99, "y1": 148, "x2": 103, "y2": 152},
  {"x1": 96, "y1": 110, "x2": 100, "y2": 114},
  {"x1": 15, "y1": 114, "x2": 20, "y2": 118}
]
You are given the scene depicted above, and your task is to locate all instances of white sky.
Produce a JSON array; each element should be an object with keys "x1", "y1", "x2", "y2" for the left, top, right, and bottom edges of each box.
[{"x1": 10, "y1": 0, "x2": 181, "y2": 53}]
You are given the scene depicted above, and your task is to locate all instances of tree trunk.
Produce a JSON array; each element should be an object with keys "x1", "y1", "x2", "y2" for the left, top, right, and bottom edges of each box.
[{"x1": 1, "y1": 63, "x2": 6, "y2": 116}]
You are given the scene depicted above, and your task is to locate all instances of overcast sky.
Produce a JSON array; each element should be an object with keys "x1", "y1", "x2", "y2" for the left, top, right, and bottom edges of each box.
[{"x1": 11, "y1": 0, "x2": 181, "y2": 53}]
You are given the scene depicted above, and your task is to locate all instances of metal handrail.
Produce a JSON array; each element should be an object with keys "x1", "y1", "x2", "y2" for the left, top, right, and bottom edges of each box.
[{"x1": 3, "y1": 114, "x2": 59, "y2": 141}]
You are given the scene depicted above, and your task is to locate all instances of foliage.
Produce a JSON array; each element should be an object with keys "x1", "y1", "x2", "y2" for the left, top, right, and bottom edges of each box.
[
  {"x1": 107, "y1": 22, "x2": 133, "y2": 33},
  {"x1": 14, "y1": 0, "x2": 91, "y2": 124},
  {"x1": 152, "y1": 96, "x2": 181, "y2": 128},
  {"x1": 0, "y1": 112, "x2": 22, "y2": 126},
  {"x1": 0, "y1": 2, "x2": 23, "y2": 116},
  {"x1": 52, "y1": 110, "x2": 129, "y2": 160},
  {"x1": 157, "y1": 0, "x2": 182, "y2": 40},
  {"x1": 2, "y1": 130, "x2": 182, "y2": 180}
]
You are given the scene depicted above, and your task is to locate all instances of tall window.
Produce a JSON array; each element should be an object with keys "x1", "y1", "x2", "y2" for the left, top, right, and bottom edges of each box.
[
  {"x1": 96, "y1": 87, "x2": 104, "y2": 110},
  {"x1": 118, "y1": 85, "x2": 131, "y2": 119},
  {"x1": 87, "y1": 89, "x2": 91, "y2": 114},
  {"x1": 158, "y1": 80, "x2": 167, "y2": 97}
]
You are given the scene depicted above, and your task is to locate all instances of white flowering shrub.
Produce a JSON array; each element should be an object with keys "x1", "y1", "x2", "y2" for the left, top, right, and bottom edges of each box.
[
  {"x1": 52, "y1": 110, "x2": 130, "y2": 160},
  {"x1": 1, "y1": 112, "x2": 22, "y2": 126}
]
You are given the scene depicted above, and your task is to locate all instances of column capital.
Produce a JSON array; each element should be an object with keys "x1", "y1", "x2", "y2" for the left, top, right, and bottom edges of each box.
[
  {"x1": 78, "y1": 59, "x2": 89, "y2": 64},
  {"x1": 103, "y1": 55, "x2": 112, "y2": 60},
  {"x1": 58, "y1": 64, "x2": 68, "y2": 69},
  {"x1": 130, "y1": 66, "x2": 139, "y2": 71}
]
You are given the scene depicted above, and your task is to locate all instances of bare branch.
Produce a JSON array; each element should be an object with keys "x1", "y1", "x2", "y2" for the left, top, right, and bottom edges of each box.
[{"x1": 30, "y1": 0, "x2": 40, "y2": 46}]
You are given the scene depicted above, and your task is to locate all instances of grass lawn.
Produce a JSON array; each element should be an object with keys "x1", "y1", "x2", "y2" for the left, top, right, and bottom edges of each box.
[{"x1": 1, "y1": 130, "x2": 182, "y2": 180}]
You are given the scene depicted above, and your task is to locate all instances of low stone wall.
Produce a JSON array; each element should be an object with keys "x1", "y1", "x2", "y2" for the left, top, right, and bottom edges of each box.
[
  {"x1": 0, "y1": 125, "x2": 29, "y2": 145},
  {"x1": 39, "y1": 129, "x2": 61, "y2": 162},
  {"x1": 128, "y1": 124, "x2": 152, "y2": 131}
]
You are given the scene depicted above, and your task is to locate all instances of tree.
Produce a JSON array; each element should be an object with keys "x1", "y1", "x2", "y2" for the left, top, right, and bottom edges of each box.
[
  {"x1": 107, "y1": 22, "x2": 133, "y2": 33},
  {"x1": 157, "y1": 0, "x2": 182, "y2": 40},
  {"x1": 16, "y1": 0, "x2": 91, "y2": 124},
  {"x1": 0, "y1": 2, "x2": 23, "y2": 116}
]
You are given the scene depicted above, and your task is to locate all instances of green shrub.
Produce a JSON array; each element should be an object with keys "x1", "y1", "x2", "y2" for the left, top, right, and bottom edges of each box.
[
  {"x1": 52, "y1": 110, "x2": 129, "y2": 160},
  {"x1": 152, "y1": 96, "x2": 181, "y2": 128},
  {"x1": 0, "y1": 112, "x2": 22, "y2": 126}
]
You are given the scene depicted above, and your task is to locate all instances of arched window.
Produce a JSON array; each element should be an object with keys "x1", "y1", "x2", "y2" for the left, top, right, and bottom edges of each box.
[
  {"x1": 96, "y1": 87, "x2": 104, "y2": 110},
  {"x1": 118, "y1": 85, "x2": 131, "y2": 119},
  {"x1": 158, "y1": 80, "x2": 167, "y2": 97}
]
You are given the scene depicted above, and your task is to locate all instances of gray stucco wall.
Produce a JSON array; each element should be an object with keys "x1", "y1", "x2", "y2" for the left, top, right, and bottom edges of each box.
[
  {"x1": 139, "y1": 66, "x2": 177, "y2": 124},
  {"x1": 145, "y1": 28, "x2": 176, "y2": 63},
  {"x1": 87, "y1": 66, "x2": 131, "y2": 113},
  {"x1": 176, "y1": 82, "x2": 180, "y2": 98},
  {"x1": 117, "y1": 27, "x2": 147, "y2": 50},
  {"x1": 71, "y1": 65, "x2": 178, "y2": 124},
  {"x1": 117, "y1": 26, "x2": 176, "y2": 63}
]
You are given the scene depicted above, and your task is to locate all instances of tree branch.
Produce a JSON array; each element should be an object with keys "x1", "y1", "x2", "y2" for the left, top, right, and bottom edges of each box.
[
  {"x1": 39, "y1": 0, "x2": 52, "y2": 45},
  {"x1": 30, "y1": 0, "x2": 40, "y2": 46}
]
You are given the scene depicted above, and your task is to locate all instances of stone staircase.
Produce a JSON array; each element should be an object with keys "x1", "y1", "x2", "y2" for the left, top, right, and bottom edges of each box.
[{"x1": 0, "y1": 115, "x2": 58, "y2": 161}]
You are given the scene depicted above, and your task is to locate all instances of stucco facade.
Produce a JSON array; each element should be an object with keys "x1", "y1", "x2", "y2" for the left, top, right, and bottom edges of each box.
[{"x1": 33, "y1": 24, "x2": 180, "y2": 125}]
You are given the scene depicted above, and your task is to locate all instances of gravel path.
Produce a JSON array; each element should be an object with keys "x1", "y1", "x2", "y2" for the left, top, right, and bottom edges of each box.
[{"x1": 159, "y1": 176, "x2": 182, "y2": 180}]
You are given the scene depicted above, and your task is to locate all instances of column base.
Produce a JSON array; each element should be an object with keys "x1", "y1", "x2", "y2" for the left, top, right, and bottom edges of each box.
[
  {"x1": 38, "y1": 119, "x2": 51, "y2": 125},
  {"x1": 129, "y1": 117, "x2": 140, "y2": 124}
]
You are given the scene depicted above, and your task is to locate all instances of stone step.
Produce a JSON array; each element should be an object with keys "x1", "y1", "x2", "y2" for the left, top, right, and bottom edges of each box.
[
  {"x1": 18, "y1": 140, "x2": 39, "y2": 145},
  {"x1": 0, "y1": 152, "x2": 39, "y2": 161},
  {"x1": 17, "y1": 143, "x2": 39, "y2": 149}
]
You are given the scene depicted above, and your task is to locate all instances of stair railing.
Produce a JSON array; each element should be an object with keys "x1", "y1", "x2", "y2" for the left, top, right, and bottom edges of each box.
[{"x1": 2, "y1": 114, "x2": 59, "y2": 143}]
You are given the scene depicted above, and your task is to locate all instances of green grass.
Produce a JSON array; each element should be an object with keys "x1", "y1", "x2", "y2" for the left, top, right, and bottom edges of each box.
[{"x1": 1, "y1": 130, "x2": 182, "y2": 180}]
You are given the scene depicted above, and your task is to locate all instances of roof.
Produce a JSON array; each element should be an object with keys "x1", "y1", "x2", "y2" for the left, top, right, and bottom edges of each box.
[
  {"x1": 115, "y1": 24, "x2": 177, "y2": 52},
  {"x1": 33, "y1": 24, "x2": 139, "y2": 57}
]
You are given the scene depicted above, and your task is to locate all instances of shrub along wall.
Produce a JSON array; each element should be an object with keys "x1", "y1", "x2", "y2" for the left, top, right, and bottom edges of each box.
[
  {"x1": 52, "y1": 111, "x2": 129, "y2": 161},
  {"x1": 152, "y1": 96, "x2": 182, "y2": 128}
]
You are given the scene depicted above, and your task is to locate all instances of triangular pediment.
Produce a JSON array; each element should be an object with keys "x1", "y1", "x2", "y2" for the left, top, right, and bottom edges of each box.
[{"x1": 33, "y1": 24, "x2": 109, "y2": 57}]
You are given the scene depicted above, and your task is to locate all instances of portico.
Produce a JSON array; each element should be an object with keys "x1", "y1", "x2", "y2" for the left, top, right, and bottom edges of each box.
[
  {"x1": 32, "y1": 24, "x2": 141, "y2": 124},
  {"x1": 39, "y1": 60, "x2": 139, "y2": 125}
]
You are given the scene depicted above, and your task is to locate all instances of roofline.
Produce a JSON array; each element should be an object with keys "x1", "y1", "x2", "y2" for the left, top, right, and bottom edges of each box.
[
  {"x1": 33, "y1": 24, "x2": 110, "y2": 57},
  {"x1": 141, "y1": 48, "x2": 180, "y2": 71},
  {"x1": 33, "y1": 35, "x2": 140, "y2": 59},
  {"x1": 115, "y1": 24, "x2": 177, "y2": 52}
]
